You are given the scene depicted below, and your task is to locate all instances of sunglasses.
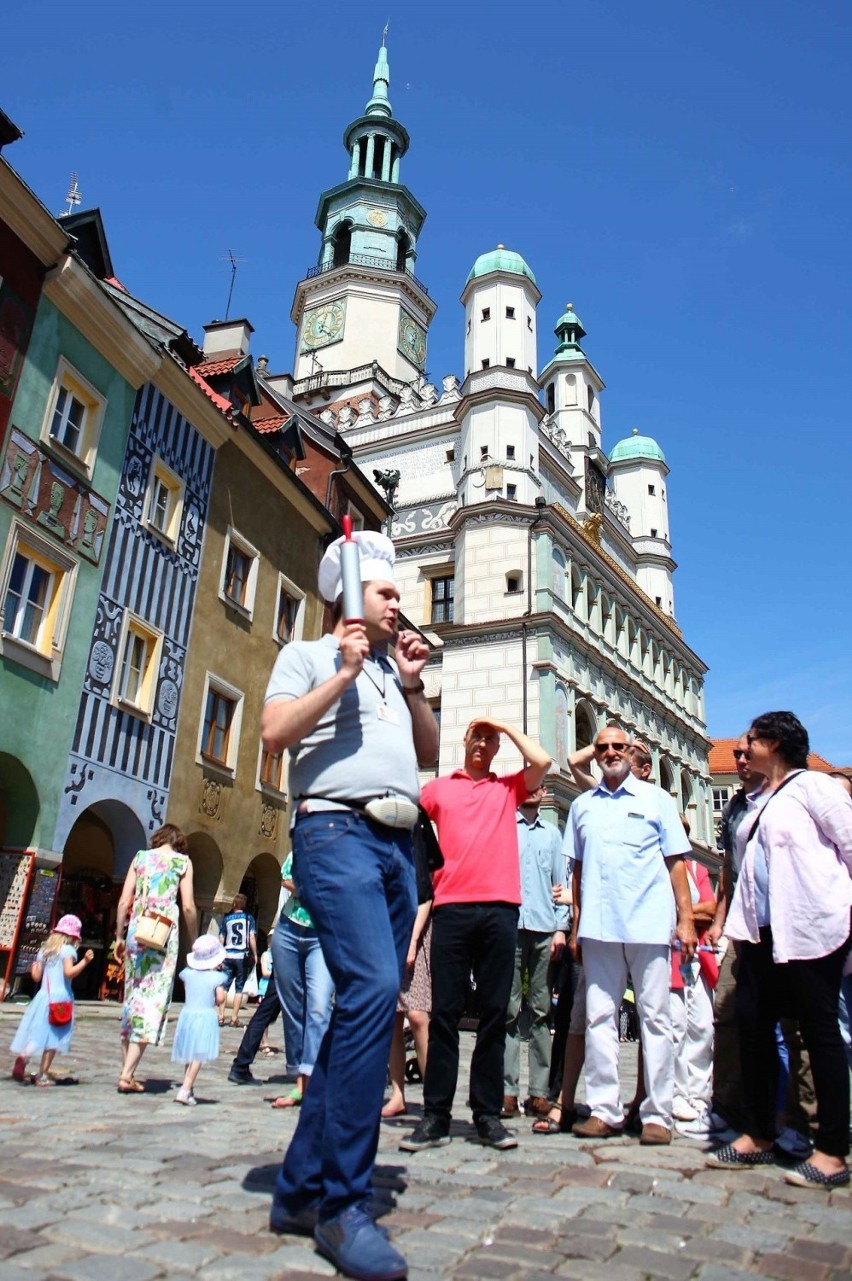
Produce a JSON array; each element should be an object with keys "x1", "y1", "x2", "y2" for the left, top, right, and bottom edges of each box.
[
  {"x1": 595, "y1": 742, "x2": 630, "y2": 753},
  {"x1": 732, "y1": 749, "x2": 750, "y2": 761}
]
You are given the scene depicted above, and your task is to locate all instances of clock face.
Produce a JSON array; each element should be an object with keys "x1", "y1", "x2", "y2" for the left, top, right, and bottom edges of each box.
[
  {"x1": 398, "y1": 312, "x2": 427, "y2": 369},
  {"x1": 302, "y1": 300, "x2": 346, "y2": 350},
  {"x1": 367, "y1": 208, "x2": 388, "y2": 227}
]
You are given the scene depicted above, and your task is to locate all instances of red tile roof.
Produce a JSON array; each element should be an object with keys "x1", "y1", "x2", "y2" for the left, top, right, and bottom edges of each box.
[
  {"x1": 709, "y1": 738, "x2": 838, "y2": 775},
  {"x1": 196, "y1": 355, "x2": 242, "y2": 377},
  {"x1": 253, "y1": 415, "x2": 288, "y2": 434},
  {"x1": 188, "y1": 364, "x2": 231, "y2": 414}
]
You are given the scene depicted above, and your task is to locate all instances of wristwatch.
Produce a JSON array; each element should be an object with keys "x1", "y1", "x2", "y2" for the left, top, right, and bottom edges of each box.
[{"x1": 401, "y1": 680, "x2": 425, "y2": 697}]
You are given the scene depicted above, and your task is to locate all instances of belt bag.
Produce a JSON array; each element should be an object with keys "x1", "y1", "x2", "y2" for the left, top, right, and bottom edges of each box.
[
  {"x1": 301, "y1": 795, "x2": 419, "y2": 829},
  {"x1": 363, "y1": 796, "x2": 419, "y2": 829}
]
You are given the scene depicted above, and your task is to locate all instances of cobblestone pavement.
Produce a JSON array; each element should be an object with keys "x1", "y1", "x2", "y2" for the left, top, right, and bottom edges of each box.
[{"x1": 1, "y1": 1002, "x2": 850, "y2": 1281}]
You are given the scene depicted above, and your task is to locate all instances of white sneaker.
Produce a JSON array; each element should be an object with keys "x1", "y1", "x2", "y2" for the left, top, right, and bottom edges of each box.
[
  {"x1": 678, "y1": 1107, "x2": 737, "y2": 1141},
  {"x1": 175, "y1": 1086, "x2": 197, "y2": 1106},
  {"x1": 672, "y1": 1097, "x2": 699, "y2": 1122}
]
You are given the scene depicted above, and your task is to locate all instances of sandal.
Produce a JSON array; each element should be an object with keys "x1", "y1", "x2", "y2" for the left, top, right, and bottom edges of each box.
[
  {"x1": 117, "y1": 1078, "x2": 145, "y2": 1094},
  {"x1": 35, "y1": 1074, "x2": 55, "y2": 1087},
  {"x1": 259, "y1": 1046, "x2": 276, "y2": 1058},
  {"x1": 271, "y1": 1088, "x2": 303, "y2": 1109},
  {"x1": 532, "y1": 1103, "x2": 574, "y2": 1135}
]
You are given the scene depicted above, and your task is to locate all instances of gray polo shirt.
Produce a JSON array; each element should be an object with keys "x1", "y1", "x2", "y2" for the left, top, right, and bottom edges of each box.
[{"x1": 264, "y1": 634, "x2": 420, "y2": 806}]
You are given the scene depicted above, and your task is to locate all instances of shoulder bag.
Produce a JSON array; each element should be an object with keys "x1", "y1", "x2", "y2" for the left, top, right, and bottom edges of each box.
[
  {"x1": 45, "y1": 961, "x2": 73, "y2": 1026},
  {"x1": 134, "y1": 855, "x2": 174, "y2": 952}
]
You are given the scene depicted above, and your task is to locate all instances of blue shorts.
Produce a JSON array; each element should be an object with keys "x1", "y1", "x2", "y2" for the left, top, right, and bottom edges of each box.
[{"x1": 222, "y1": 955, "x2": 250, "y2": 993}]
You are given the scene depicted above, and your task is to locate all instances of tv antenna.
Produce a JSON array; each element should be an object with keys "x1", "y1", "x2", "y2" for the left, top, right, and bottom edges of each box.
[
  {"x1": 220, "y1": 249, "x2": 246, "y2": 319},
  {"x1": 60, "y1": 172, "x2": 82, "y2": 217}
]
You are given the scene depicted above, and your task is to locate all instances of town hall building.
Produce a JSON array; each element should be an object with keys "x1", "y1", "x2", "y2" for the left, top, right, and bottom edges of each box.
[{"x1": 265, "y1": 41, "x2": 713, "y2": 841}]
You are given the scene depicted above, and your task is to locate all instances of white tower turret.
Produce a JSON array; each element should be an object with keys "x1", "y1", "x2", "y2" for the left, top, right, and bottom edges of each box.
[
  {"x1": 456, "y1": 246, "x2": 544, "y2": 509},
  {"x1": 609, "y1": 429, "x2": 676, "y2": 617}
]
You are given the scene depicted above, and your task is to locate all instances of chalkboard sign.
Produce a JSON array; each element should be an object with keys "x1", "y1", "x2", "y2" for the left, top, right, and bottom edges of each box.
[
  {"x1": 0, "y1": 852, "x2": 31, "y2": 950},
  {"x1": 15, "y1": 868, "x2": 61, "y2": 975},
  {"x1": 25, "y1": 868, "x2": 60, "y2": 932}
]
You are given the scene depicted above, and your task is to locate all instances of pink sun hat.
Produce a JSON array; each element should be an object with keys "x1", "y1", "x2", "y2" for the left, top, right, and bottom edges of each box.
[{"x1": 55, "y1": 914, "x2": 83, "y2": 940}]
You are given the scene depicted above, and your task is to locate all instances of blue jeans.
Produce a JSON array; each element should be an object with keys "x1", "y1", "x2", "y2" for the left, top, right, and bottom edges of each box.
[
  {"x1": 272, "y1": 914, "x2": 334, "y2": 1076},
  {"x1": 274, "y1": 812, "x2": 415, "y2": 1219}
]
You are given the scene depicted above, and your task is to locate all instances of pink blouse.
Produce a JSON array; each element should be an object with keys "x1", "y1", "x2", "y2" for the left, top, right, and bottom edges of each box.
[{"x1": 726, "y1": 771, "x2": 852, "y2": 963}]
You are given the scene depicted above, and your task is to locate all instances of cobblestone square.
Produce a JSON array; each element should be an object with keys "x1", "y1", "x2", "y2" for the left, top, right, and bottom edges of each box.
[{"x1": 1, "y1": 1005, "x2": 849, "y2": 1280}]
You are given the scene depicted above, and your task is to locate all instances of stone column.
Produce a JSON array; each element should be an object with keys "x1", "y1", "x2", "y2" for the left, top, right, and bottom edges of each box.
[{"x1": 365, "y1": 134, "x2": 376, "y2": 179}]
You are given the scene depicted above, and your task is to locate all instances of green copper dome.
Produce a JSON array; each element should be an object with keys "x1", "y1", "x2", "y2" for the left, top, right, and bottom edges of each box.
[
  {"x1": 466, "y1": 245, "x2": 536, "y2": 285},
  {"x1": 610, "y1": 429, "x2": 666, "y2": 464}
]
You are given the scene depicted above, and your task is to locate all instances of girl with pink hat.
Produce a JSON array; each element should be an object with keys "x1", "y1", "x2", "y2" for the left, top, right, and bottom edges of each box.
[{"x1": 9, "y1": 915, "x2": 94, "y2": 1086}]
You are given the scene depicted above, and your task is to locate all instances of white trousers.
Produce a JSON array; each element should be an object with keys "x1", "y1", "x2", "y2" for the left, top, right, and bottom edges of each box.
[
  {"x1": 583, "y1": 939, "x2": 673, "y2": 1129},
  {"x1": 671, "y1": 974, "x2": 714, "y2": 1108}
]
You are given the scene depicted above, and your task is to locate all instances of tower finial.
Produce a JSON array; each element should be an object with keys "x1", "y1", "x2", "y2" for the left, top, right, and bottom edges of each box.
[
  {"x1": 382, "y1": 19, "x2": 389, "y2": 47},
  {"x1": 366, "y1": 35, "x2": 393, "y2": 118}
]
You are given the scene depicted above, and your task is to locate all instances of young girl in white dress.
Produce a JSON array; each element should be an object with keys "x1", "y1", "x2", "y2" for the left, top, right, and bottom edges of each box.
[
  {"x1": 10, "y1": 914, "x2": 94, "y2": 1085},
  {"x1": 171, "y1": 935, "x2": 226, "y2": 1105}
]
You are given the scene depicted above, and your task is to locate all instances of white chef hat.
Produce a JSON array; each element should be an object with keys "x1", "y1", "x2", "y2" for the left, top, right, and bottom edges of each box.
[{"x1": 318, "y1": 529, "x2": 396, "y2": 603}]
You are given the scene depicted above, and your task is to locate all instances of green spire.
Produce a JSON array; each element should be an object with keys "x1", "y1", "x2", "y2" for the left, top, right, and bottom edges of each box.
[
  {"x1": 554, "y1": 302, "x2": 586, "y2": 355},
  {"x1": 365, "y1": 41, "x2": 392, "y2": 118}
]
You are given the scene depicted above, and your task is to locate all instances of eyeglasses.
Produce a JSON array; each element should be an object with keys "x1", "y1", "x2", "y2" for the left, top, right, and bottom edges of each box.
[
  {"x1": 746, "y1": 733, "x2": 763, "y2": 746},
  {"x1": 595, "y1": 742, "x2": 630, "y2": 753},
  {"x1": 732, "y1": 749, "x2": 750, "y2": 761}
]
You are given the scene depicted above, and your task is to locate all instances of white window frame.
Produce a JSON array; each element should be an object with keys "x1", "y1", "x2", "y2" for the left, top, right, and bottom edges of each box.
[
  {"x1": 220, "y1": 526, "x2": 260, "y2": 620},
  {"x1": 143, "y1": 455, "x2": 185, "y2": 546},
  {"x1": 273, "y1": 572, "x2": 305, "y2": 647},
  {"x1": 197, "y1": 672, "x2": 244, "y2": 776},
  {"x1": 0, "y1": 520, "x2": 78, "y2": 680},
  {"x1": 39, "y1": 356, "x2": 106, "y2": 481},
  {"x1": 345, "y1": 502, "x2": 365, "y2": 532},
  {"x1": 256, "y1": 739, "x2": 288, "y2": 799},
  {"x1": 111, "y1": 610, "x2": 163, "y2": 720}
]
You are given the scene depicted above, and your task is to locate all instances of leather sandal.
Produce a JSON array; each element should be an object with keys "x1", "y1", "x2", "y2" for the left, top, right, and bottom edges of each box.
[
  {"x1": 532, "y1": 1102, "x2": 574, "y2": 1135},
  {"x1": 117, "y1": 1078, "x2": 145, "y2": 1093}
]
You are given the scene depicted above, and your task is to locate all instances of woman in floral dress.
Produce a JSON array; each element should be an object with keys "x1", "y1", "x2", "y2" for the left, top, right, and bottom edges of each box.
[{"x1": 113, "y1": 823, "x2": 197, "y2": 1092}]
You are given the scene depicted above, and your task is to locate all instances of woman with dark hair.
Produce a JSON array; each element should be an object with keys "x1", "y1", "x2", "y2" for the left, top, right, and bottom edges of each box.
[
  {"x1": 707, "y1": 712, "x2": 852, "y2": 1188},
  {"x1": 114, "y1": 823, "x2": 198, "y2": 1092}
]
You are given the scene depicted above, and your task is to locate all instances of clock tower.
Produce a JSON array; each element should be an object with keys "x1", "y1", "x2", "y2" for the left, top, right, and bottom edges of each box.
[{"x1": 290, "y1": 40, "x2": 436, "y2": 392}]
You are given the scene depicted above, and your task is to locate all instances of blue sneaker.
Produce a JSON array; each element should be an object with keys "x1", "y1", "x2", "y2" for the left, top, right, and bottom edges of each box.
[
  {"x1": 314, "y1": 1204, "x2": 407, "y2": 1280},
  {"x1": 269, "y1": 1200, "x2": 319, "y2": 1236}
]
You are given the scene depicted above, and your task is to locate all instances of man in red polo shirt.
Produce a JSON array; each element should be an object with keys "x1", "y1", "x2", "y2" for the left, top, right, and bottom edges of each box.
[{"x1": 400, "y1": 718, "x2": 551, "y2": 1152}]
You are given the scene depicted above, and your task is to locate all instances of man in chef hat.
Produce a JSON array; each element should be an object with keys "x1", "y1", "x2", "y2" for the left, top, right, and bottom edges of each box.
[{"x1": 261, "y1": 527, "x2": 438, "y2": 1281}]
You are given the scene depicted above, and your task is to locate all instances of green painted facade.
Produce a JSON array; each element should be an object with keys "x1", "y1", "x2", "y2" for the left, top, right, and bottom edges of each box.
[{"x1": 0, "y1": 296, "x2": 136, "y2": 852}]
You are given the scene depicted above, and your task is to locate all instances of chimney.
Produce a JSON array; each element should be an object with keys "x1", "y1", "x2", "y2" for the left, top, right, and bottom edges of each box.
[{"x1": 202, "y1": 317, "x2": 254, "y2": 359}]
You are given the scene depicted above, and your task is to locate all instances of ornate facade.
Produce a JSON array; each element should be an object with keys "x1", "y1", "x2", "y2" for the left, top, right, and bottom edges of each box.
[{"x1": 283, "y1": 44, "x2": 714, "y2": 845}]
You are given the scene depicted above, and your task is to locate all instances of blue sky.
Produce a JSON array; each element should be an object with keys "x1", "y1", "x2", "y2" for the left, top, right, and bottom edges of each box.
[{"x1": 5, "y1": 1, "x2": 850, "y2": 761}]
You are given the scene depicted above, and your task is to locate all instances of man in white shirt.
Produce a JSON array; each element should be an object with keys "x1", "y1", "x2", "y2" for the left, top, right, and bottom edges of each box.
[{"x1": 568, "y1": 725, "x2": 696, "y2": 1144}]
